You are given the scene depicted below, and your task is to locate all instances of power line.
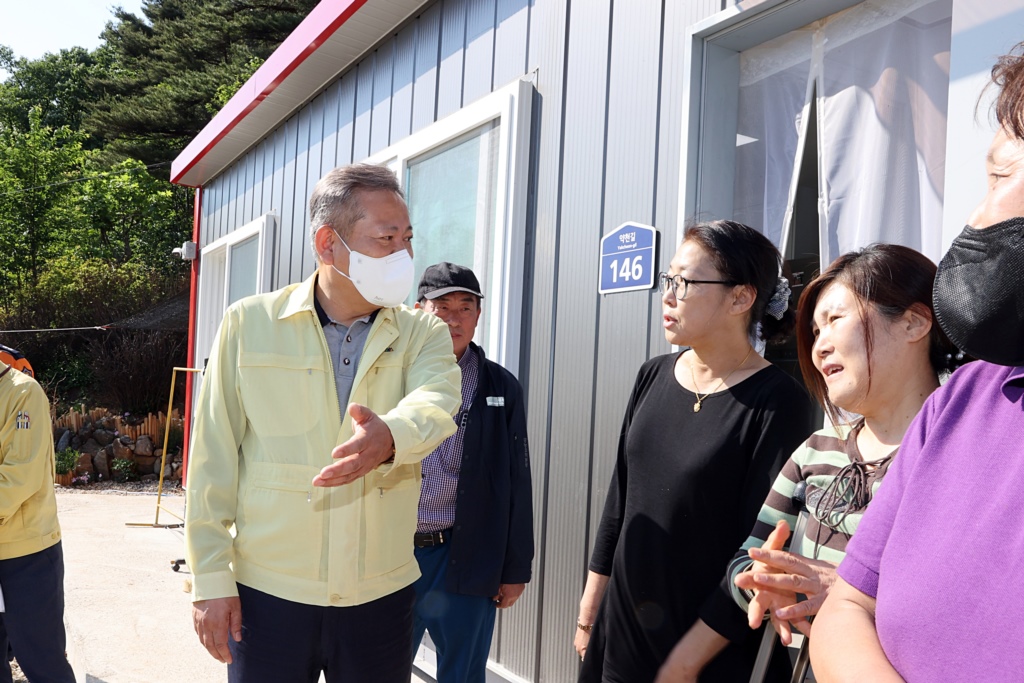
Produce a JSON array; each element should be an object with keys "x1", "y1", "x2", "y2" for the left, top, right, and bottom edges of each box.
[
  {"x1": 0, "y1": 161, "x2": 172, "y2": 198},
  {"x1": 0, "y1": 325, "x2": 113, "y2": 334}
]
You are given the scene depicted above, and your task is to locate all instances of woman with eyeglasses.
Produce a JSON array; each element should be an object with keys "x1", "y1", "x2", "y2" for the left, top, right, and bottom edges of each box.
[
  {"x1": 656, "y1": 244, "x2": 956, "y2": 682},
  {"x1": 575, "y1": 220, "x2": 815, "y2": 683}
]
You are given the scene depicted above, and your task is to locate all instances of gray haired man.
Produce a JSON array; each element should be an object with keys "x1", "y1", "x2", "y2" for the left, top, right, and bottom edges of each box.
[{"x1": 186, "y1": 164, "x2": 461, "y2": 682}]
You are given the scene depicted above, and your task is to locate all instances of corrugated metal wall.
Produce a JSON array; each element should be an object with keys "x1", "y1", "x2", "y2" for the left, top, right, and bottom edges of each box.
[{"x1": 197, "y1": 0, "x2": 731, "y2": 680}]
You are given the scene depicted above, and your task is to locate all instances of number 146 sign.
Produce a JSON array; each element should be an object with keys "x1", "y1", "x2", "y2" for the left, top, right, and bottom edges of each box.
[{"x1": 598, "y1": 222, "x2": 658, "y2": 295}]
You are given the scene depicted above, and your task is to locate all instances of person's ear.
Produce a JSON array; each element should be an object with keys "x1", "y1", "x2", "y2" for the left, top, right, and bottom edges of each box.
[
  {"x1": 313, "y1": 225, "x2": 336, "y2": 265},
  {"x1": 414, "y1": 301, "x2": 423, "y2": 310},
  {"x1": 731, "y1": 284, "x2": 757, "y2": 316},
  {"x1": 901, "y1": 303, "x2": 933, "y2": 344}
]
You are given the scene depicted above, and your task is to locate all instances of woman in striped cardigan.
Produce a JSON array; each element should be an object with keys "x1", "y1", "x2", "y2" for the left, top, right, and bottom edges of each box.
[
  {"x1": 731, "y1": 244, "x2": 959, "y2": 642},
  {"x1": 657, "y1": 243, "x2": 958, "y2": 682}
]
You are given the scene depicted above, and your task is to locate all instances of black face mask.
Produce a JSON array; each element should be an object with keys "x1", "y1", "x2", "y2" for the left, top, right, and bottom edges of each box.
[{"x1": 933, "y1": 217, "x2": 1024, "y2": 366}]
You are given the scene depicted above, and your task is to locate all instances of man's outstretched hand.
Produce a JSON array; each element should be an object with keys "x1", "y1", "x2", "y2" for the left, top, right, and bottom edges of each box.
[{"x1": 313, "y1": 403, "x2": 396, "y2": 487}]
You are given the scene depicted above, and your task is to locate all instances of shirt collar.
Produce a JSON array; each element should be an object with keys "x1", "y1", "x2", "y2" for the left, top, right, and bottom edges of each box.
[
  {"x1": 286, "y1": 272, "x2": 376, "y2": 328},
  {"x1": 458, "y1": 343, "x2": 478, "y2": 369},
  {"x1": 1003, "y1": 364, "x2": 1024, "y2": 387}
]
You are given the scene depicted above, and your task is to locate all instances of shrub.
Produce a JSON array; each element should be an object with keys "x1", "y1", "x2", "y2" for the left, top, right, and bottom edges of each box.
[
  {"x1": 111, "y1": 457, "x2": 138, "y2": 483},
  {"x1": 55, "y1": 448, "x2": 79, "y2": 475},
  {"x1": 88, "y1": 329, "x2": 187, "y2": 414}
]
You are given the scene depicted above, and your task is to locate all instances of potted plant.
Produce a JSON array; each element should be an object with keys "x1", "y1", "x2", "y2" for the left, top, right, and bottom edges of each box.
[{"x1": 54, "y1": 448, "x2": 79, "y2": 487}]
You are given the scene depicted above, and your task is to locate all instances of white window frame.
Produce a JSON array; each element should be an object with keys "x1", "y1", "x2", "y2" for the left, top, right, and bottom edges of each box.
[
  {"x1": 365, "y1": 77, "x2": 534, "y2": 376},
  {"x1": 194, "y1": 212, "x2": 276, "y2": 371}
]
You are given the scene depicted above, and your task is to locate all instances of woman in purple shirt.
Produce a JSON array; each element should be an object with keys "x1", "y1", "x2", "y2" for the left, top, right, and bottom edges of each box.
[{"x1": 810, "y1": 43, "x2": 1024, "y2": 682}]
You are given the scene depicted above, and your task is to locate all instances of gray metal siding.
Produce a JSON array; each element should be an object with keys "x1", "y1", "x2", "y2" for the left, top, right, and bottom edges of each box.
[
  {"x1": 412, "y1": 3, "x2": 443, "y2": 133},
  {"x1": 438, "y1": 0, "x2": 468, "y2": 119},
  {"x1": 194, "y1": 0, "x2": 730, "y2": 680},
  {"x1": 535, "y1": 0, "x2": 612, "y2": 678},
  {"x1": 371, "y1": 38, "x2": 396, "y2": 156},
  {"x1": 391, "y1": 24, "x2": 418, "y2": 144},
  {"x1": 464, "y1": 0, "x2": 497, "y2": 103},
  {"x1": 354, "y1": 57, "x2": 375, "y2": 161}
]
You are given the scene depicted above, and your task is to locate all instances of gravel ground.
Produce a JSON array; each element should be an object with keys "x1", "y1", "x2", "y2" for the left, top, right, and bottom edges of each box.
[{"x1": 56, "y1": 479, "x2": 184, "y2": 496}]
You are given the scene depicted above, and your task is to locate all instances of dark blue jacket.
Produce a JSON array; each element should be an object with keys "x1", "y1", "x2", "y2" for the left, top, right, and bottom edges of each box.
[{"x1": 444, "y1": 343, "x2": 534, "y2": 597}]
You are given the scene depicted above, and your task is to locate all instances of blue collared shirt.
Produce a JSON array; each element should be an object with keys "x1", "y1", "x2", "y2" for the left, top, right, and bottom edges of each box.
[{"x1": 313, "y1": 295, "x2": 376, "y2": 414}]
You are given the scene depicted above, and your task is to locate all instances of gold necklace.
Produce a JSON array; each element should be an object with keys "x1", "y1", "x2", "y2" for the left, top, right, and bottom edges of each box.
[{"x1": 688, "y1": 346, "x2": 754, "y2": 413}]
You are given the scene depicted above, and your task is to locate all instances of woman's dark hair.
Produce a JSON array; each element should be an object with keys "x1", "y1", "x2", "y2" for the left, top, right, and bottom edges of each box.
[
  {"x1": 795, "y1": 243, "x2": 956, "y2": 425},
  {"x1": 683, "y1": 219, "x2": 795, "y2": 344}
]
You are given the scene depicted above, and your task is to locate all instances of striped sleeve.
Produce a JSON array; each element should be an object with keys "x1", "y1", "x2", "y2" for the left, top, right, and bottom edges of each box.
[
  {"x1": 727, "y1": 443, "x2": 808, "y2": 610},
  {"x1": 727, "y1": 425, "x2": 858, "y2": 610}
]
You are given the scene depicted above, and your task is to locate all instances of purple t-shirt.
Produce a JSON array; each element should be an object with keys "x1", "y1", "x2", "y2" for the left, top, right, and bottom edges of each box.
[{"x1": 839, "y1": 361, "x2": 1024, "y2": 681}]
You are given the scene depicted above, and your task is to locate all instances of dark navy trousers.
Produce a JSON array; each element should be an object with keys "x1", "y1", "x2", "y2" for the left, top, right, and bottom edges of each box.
[
  {"x1": 412, "y1": 543, "x2": 497, "y2": 683},
  {"x1": 0, "y1": 542, "x2": 75, "y2": 683},
  {"x1": 227, "y1": 582, "x2": 415, "y2": 683}
]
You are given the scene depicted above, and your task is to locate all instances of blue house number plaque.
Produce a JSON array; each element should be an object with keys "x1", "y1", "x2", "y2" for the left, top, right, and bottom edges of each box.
[{"x1": 598, "y1": 222, "x2": 658, "y2": 294}]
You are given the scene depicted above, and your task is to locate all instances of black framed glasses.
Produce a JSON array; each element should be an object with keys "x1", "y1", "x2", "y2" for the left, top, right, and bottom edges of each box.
[{"x1": 658, "y1": 272, "x2": 736, "y2": 300}]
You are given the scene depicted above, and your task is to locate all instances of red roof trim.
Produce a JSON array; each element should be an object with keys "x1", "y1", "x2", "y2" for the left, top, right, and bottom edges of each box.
[{"x1": 170, "y1": 0, "x2": 370, "y2": 186}]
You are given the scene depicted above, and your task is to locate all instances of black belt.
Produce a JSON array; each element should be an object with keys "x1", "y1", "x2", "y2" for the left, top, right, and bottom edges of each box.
[{"x1": 414, "y1": 529, "x2": 451, "y2": 548}]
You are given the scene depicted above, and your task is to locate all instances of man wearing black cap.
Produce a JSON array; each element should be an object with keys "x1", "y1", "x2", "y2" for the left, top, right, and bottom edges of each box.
[{"x1": 412, "y1": 262, "x2": 534, "y2": 683}]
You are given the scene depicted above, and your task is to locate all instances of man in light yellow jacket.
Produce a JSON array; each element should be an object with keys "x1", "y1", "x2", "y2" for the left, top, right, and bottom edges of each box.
[
  {"x1": 0, "y1": 364, "x2": 75, "y2": 682},
  {"x1": 185, "y1": 164, "x2": 461, "y2": 683}
]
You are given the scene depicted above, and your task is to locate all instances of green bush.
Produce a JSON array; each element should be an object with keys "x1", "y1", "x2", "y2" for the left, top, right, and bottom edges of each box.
[
  {"x1": 0, "y1": 254, "x2": 188, "y2": 411},
  {"x1": 164, "y1": 423, "x2": 184, "y2": 455},
  {"x1": 55, "y1": 447, "x2": 79, "y2": 475},
  {"x1": 111, "y1": 457, "x2": 138, "y2": 483}
]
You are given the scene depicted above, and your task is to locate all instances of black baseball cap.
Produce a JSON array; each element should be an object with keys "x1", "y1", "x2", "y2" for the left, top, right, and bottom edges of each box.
[{"x1": 417, "y1": 262, "x2": 485, "y2": 301}]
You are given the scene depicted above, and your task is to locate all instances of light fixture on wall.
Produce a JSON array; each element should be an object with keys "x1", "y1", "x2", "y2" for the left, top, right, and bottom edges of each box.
[{"x1": 172, "y1": 241, "x2": 197, "y2": 260}]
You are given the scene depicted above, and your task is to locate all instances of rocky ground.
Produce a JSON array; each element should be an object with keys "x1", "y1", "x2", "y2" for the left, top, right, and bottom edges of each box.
[{"x1": 57, "y1": 477, "x2": 184, "y2": 496}]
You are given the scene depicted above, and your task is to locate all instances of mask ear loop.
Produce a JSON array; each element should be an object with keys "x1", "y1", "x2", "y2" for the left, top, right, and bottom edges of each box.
[{"x1": 322, "y1": 227, "x2": 354, "y2": 282}]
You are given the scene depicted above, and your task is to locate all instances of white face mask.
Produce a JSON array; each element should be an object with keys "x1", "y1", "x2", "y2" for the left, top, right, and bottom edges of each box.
[{"x1": 329, "y1": 232, "x2": 414, "y2": 308}]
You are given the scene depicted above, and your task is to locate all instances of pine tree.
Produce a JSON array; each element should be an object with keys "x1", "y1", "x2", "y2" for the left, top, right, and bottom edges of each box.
[{"x1": 86, "y1": 0, "x2": 318, "y2": 169}]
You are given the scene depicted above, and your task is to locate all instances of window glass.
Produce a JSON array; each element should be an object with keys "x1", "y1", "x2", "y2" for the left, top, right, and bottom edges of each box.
[
  {"x1": 405, "y1": 120, "x2": 500, "y2": 346},
  {"x1": 228, "y1": 235, "x2": 260, "y2": 305}
]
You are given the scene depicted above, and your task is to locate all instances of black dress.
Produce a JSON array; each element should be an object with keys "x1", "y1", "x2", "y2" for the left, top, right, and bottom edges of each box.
[{"x1": 580, "y1": 352, "x2": 815, "y2": 683}]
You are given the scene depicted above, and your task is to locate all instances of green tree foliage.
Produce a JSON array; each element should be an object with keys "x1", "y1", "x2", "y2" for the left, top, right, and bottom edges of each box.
[
  {"x1": 0, "y1": 46, "x2": 104, "y2": 135},
  {"x1": 0, "y1": 0, "x2": 315, "y2": 410},
  {"x1": 0, "y1": 108, "x2": 88, "y2": 295},
  {"x1": 78, "y1": 159, "x2": 193, "y2": 269},
  {"x1": 87, "y1": 0, "x2": 316, "y2": 168}
]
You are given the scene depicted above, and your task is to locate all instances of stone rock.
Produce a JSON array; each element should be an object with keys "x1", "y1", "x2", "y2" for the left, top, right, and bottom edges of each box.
[
  {"x1": 134, "y1": 436, "x2": 154, "y2": 457},
  {"x1": 172, "y1": 453, "x2": 183, "y2": 464},
  {"x1": 170, "y1": 463, "x2": 182, "y2": 480},
  {"x1": 118, "y1": 435, "x2": 132, "y2": 446},
  {"x1": 74, "y1": 453, "x2": 94, "y2": 476},
  {"x1": 92, "y1": 451, "x2": 111, "y2": 481},
  {"x1": 153, "y1": 448, "x2": 162, "y2": 460},
  {"x1": 55, "y1": 429, "x2": 72, "y2": 453},
  {"x1": 71, "y1": 435, "x2": 82, "y2": 449},
  {"x1": 113, "y1": 439, "x2": 133, "y2": 460},
  {"x1": 77, "y1": 425, "x2": 94, "y2": 440},
  {"x1": 141, "y1": 474, "x2": 158, "y2": 482},
  {"x1": 135, "y1": 456, "x2": 157, "y2": 475},
  {"x1": 93, "y1": 429, "x2": 115, "y2": 447},
  {"x1": 80, "y1": 439, "x2": 101, "y2": 456}
]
